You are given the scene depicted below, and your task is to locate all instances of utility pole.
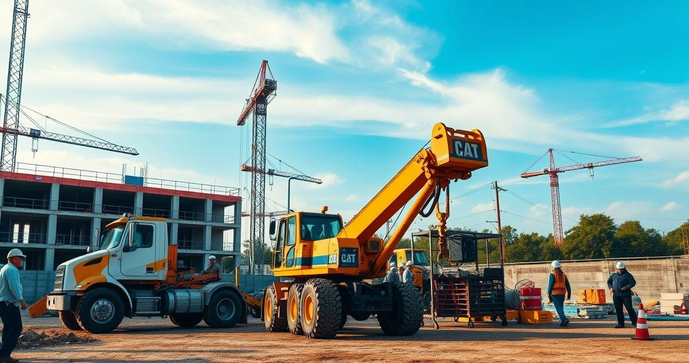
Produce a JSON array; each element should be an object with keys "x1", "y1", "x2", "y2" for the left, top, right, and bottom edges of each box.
[{"x1": 493, "y1": 180, "x2": 505, "y2": 263}]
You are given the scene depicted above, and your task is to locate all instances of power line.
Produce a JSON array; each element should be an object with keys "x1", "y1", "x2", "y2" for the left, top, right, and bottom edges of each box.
[
  {"x1": 446, "y1": 209, "x2": 496, "y2": 222},
  {"x1": 501, "y1": 210, "x2": 553, "y2": 225},
  {"x1": 451, "y1": 182, "x2": 493, "y2": 201}
]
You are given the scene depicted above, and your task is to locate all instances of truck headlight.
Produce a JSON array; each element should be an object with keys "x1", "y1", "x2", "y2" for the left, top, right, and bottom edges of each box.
[{"x1": 54, "y1": 265, "x2": 66, "y2": 292}]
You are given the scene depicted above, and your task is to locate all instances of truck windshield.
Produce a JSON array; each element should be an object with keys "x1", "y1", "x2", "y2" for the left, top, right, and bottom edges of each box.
[
  {"x1": 100, "y1": 227, "x2": 124, "y2": 250},
  {"x1": 406, "y1": 251, "x2": 430, "y2": 266},
  {"x1": 301, "y1": 215, "x2": 341, "y2": 241}
]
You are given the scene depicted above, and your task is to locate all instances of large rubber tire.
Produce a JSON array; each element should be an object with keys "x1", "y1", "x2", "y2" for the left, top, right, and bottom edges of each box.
[
  {"x1": 300, "y1": 278, "x2": 342, "y2": 339},
  {"x1": 287, "y1": 284, "x2": 304, "y2": 335},
  {"x1": 170, "y1": 313, "x2": 203, "y2": 328},
  {"x1": 59, "y1": 310, "x2": 82, "y2": 330},
  {"x1": 377, "y1": 283, "x2": 423, "y2": 336},
  {"x1": 350, "y1": 312, "x2": 371, "y2": 321},
  {"x1": 75, "y1": 288, "x2": 124, "y2": 334},
  {"x1": 203, "y1": 290, "x2": 243, "y2": 328},
  {"x1": 264, "y1": 285, "x2": 288, "y2": 332}
]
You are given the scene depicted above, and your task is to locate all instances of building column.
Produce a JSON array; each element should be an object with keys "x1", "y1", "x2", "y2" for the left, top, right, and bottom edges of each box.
[
  {"x1": 170, "y1": 222, "x2": 178, "y2": 245},
  {"x1": 49, "y1": 183, "x2": 60, "y2": 210},
  {"x1": 47, "y1": 214, "x2": 57, "y2": 245},
  {"x1": 91, "y1": 217, "x2": 101, "y2": 248},
  {"x1": 204, "y1": 199, "x2": 213, "y2": 222},
  {"x1": 204, "y1": 225, "x2": 212, "y2": 251},
  {"x1": 233, "y1": 201, "x2": 242, "y2": 257},
  {"x1": 0, "y1": 178, "x2": 5, "y2": 207},
  {"x1": 93, "y1": 188, "x2": 103, "y2": 214},
  {"x1": 171, "y1": 196, "x2": 179, "y2": 219},
  {"x1": 44, "y1": 248, "x2": 55, "y2": 271},
  {"x1": 134, "y1": 191, "x2": 143, "y2": 215}
]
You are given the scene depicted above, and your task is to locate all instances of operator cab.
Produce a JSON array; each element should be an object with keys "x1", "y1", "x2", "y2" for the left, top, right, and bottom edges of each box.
[{"x1": 269, "y1": 212, "x2": 343, "y2": 270}]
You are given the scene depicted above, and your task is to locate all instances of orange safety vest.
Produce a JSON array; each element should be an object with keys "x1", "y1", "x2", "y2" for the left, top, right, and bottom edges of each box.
[{"x1": 551, "y1": 270, "x2": 567, "y2": 295}]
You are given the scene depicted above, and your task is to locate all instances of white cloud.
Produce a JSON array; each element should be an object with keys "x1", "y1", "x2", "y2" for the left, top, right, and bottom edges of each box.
[
  {"x1": 471, "y1": 202, "x2": 494, "y2": 214},
  {"x1": 662, "y1": 171, "x2": 689, "y2": 188},
  {"x1": 344, "y1": 194, "x2": 359, "y2": 202},
  {"x1": 606, "y1": 201, "x2": 654, "y2": 221},
  {"x1": 561, "y1": 206, "x2": 594, "y2": 219},
  {"x1": 611, "y1": 99, "x2": 689, "y2": 127},
  {"x1": 306, "y1": 172, "x2": 342, "y2": 189},
  {"x1": 660, "y1": 202, "x2": 680, "y2": 212},
  {"x1": 528, "y1": 204, "x2": 550, "y2": 219}
]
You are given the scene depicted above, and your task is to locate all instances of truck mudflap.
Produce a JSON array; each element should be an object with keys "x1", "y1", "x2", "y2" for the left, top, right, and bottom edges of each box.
[{"x1": 28, "y1": 295, "x2": 49, "y2": 318}]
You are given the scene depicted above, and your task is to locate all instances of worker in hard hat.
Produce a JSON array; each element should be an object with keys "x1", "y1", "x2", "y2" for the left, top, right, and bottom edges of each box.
[
  {"x1": 547, "y1": 260, "x2": 571, "y2": 327},
  {"x1": 0, "y1": 249, "x2": 28, "y2": 362},
  {"x1": 383, "y1": 262, "x2": 399, "y2": 284},
  {"x1": 202, "y1": 255, "x2": 220, "y2": 276},
  {"x1": 403, "y1": 261, "x2": 414, "y2": 285},
  {"x1": 607, "y1": 261, "x2": 637, "y2": 328}
]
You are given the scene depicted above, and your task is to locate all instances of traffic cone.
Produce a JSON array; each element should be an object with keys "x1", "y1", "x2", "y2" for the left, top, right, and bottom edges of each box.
[
  {"x1": 632, "y1": 303, "x2": 653, "y2": 340},
  {"x1": 681, "y1": 301, "x2": 688, "y2": 315}
]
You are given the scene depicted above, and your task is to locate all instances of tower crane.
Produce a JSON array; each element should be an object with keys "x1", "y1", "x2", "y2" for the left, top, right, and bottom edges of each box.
[
  {"x1": 236, "y1": 60, "x2": 277, "y2": 274},
  {"x1": 1, "y1": 0, "x2": 138, "y2": 173},
  {"x1": 521, "y1": 148, "x2": 642, "y2": 245}
]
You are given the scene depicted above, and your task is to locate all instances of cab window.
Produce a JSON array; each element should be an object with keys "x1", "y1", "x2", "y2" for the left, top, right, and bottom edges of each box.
[
  {"x1": 132, "y1": 224, "x2": 154, "y2": 248},
  {"x1": 286, "y1": 217, "x2": 296, "y2": 246}
]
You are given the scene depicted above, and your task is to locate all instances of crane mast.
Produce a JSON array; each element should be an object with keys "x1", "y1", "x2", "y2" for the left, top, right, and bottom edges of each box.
[
  {"x1": 237, "y1": 60, "x2": 277, "y2": 274},
  {"x1": 521, "y1": 148, "x2": 642, "y2": 245},
  {"x1": 1, "y1": 0, "x2": 29, "y2": 172}
]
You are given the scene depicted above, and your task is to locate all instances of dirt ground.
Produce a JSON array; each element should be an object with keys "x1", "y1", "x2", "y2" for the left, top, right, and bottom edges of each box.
[{"x1": 10, "y1": 313, "x2": 689, "y2": 363}]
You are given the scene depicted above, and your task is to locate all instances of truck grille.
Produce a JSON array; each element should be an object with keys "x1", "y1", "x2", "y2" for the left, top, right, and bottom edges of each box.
[{"x1": 54, "y1": 265, "x2": 65, "y2": 292}]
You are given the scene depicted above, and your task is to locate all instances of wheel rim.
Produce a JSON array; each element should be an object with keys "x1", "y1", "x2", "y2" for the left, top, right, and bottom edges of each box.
[
  {"x1": 91, "y1": 298, "x2": 115, "y2": 323},
  {"x1": 303, "y1": 295, "x2": 314, "y2": 325},
  {"x1": 265, "y1": 296, "x2": 272, "y2": 321},
  {"x1": 289, "y1": 294, "x2": 298, "y2": 322},
  {"x1": 216, "y1": 298, "x2": 237, "y2": 321}
]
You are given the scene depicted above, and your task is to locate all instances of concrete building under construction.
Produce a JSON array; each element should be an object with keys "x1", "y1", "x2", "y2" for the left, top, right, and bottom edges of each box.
[{"x1": 0, "y1": 162, "x2": 241, "y2": 272}]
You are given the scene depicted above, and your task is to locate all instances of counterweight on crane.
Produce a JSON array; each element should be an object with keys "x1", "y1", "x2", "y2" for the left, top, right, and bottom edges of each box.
[{"x1": 521, "y1": 148, "x2": 642, "y2": 245}]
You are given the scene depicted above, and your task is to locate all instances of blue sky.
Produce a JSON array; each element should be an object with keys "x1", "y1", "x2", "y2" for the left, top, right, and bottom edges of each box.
[{"x1": 1, "y1": 0, "x2": 688, "y2": 241}]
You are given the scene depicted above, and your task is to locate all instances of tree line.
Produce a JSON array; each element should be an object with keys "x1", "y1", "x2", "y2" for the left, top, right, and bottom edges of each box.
[{"x1": 243, "y1": 213, "x2": 687, "y2": 267}]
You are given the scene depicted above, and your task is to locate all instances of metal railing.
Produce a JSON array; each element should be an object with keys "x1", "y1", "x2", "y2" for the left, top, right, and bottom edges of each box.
[
  {"x1": 178, "y1": 239, "x2": 204, "y2": 250},
  {"x1": 0, "y1": 232, "x2": 47, "y2": 244},
  {"x1": 142, "y1": 208, "x2": 171, "y2": 218},
  {"x1": 177, "y1": 211, "x2": 235, "y2": 224},
  {"x1": 210, "y1": 241, "x2": 234, "y2": 252},
  {"x1": 102, "y1": 204, "x2": 134, "y2": 215},
  {"x1": 55, "y1": 234, "x2": 91, "y2": 246},
  {"x1": 58, "y1": 200, "x2": 93, "y2": 212},
  {"x1": 2, "y1": 196, "x2": 49, "y2": 209},
  {"x1": 15, "y1": 162, "x2": 241, "y2": 197}
]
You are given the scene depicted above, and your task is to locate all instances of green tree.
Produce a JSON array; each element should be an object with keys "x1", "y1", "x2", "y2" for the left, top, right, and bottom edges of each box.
[
  {"x1": 561, "y1": 213, "x2": 618, "y2": 259},
  {"x1": 505, "y1": 232, "x2": 549, "y2": 262},
  {"x1": 241, "y1": 239, "x2": 273, "y2": 267},
  {"x1": 615, "y1": 220, "x2": 668, "y2": 257},
  {"x1": 663, "y1": 222, "x2": 689, "y2": 255}
]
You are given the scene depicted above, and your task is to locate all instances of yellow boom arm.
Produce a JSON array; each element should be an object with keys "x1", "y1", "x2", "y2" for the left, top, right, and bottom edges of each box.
[{"x1": 339, "y1": 123, "x2": 488, "y2": 277}]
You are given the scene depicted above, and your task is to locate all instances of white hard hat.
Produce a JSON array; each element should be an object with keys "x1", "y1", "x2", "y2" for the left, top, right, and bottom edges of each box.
[
  {"x1": 389, "y1": 262, "x2": 396, "y2": 267},
  {"x1": 551, "y1": 260, "x2": 561, "y2": 269},
  {"x1": 616, "y1": 261, "x2": 625, "y2": 269},
  {"x1": 7, "y1": 248, "x2": 26, "y2": 259},
  {"x1": 209, "y1": 255, "x2": 216, "y2": 260},
  {"x1": 406, "y1": 261, "x2": 412, "y2": 266}
]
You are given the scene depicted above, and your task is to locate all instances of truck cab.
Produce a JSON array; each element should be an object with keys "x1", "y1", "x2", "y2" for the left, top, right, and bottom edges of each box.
[
  {"x1": 391, "y1": 248, "x2": 431, "y2": 309},
  {"x1": 40, "y1": 214, "x2": 248, "y2": 334}
]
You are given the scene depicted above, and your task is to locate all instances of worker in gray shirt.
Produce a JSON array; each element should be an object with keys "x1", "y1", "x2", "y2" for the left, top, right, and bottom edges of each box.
[
  {"x1": 0, "y1": 249, "x2": 28, "y2": 363},
  {"x1": 383, "y1": 262, "x2": 399, "y2": 284},
  {"x1": 403, "y1": 261, "x2": 414, "y2": 285},
  {"x1": 202, "y1": 255, "x2": 220, "y2": 276}
]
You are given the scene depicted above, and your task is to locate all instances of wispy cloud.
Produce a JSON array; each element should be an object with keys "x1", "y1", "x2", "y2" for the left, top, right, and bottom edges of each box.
[
  {"x1": 660, "y1": 202, "x2": 680, "y2": 212},
  {"x1": 662, "y1": 171, "x2": 689, "y2": 188},
  {"x1": 608, "y1": 99, "x2": 689, "y2": 127}
]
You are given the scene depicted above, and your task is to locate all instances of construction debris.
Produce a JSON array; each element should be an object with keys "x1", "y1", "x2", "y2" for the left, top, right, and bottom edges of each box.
[{"x1": 17, "y1": 329, "x2": 96, "y2": 350}]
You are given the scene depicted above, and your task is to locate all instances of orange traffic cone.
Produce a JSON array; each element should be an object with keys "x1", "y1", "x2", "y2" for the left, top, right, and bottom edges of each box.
[
  {"x1": 681, "y1": 301, "x2": 688, "y2": 315},
  {"x1": 632, "y1": 303, "x2": 653, "y2": 340}
]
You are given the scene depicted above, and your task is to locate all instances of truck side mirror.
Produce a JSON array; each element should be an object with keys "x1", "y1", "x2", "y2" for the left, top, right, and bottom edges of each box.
[{"x1": 269, "y1": 219, "x2": 277, "y2": 240}]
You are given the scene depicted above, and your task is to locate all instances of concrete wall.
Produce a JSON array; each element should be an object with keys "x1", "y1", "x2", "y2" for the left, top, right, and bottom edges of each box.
[{"x1": 503, "y1": 256, "x2": 689, "y2": 302}]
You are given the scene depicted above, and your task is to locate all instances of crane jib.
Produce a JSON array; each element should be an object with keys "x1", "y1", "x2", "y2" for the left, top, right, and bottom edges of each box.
[{"x1": 450, "y1": 140, "x2": 484, "y2": 161}]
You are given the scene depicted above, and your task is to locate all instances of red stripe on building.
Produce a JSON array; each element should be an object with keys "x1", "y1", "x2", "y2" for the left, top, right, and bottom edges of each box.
[{"x1": 0, "y1": 172, "x2": 242, "y2": 203}]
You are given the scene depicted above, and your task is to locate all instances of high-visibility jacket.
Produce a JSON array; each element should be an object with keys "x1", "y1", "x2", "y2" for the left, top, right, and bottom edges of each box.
[{"x1": 551, "y1": 270, "x2": 568, "y2": 295}]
